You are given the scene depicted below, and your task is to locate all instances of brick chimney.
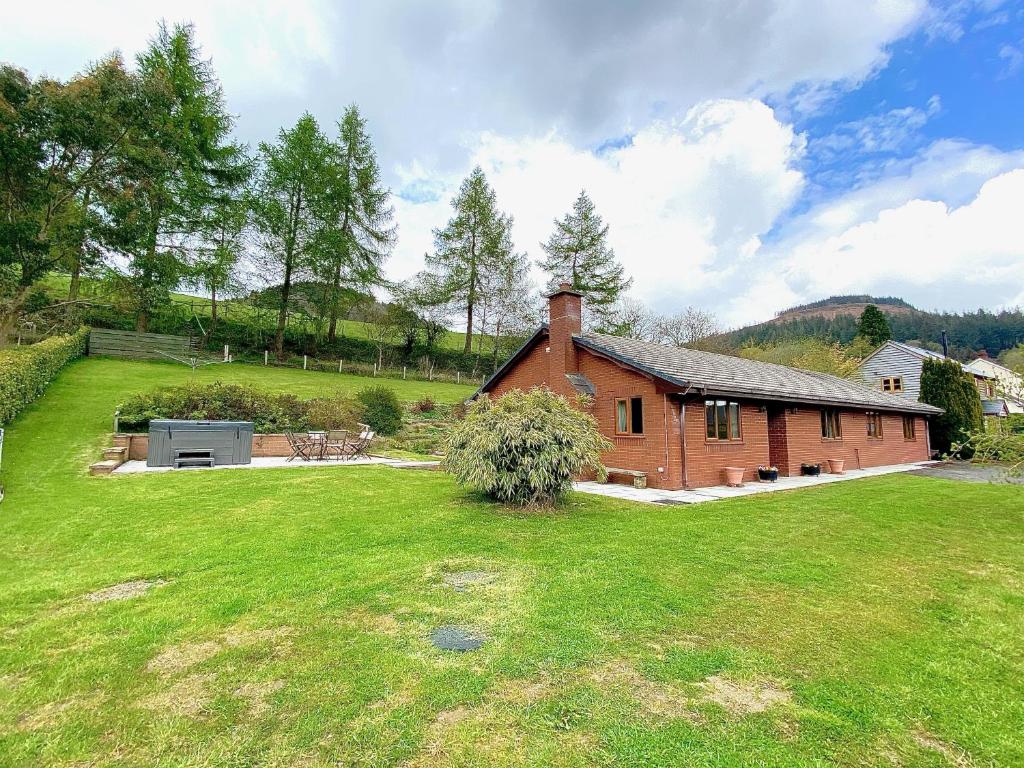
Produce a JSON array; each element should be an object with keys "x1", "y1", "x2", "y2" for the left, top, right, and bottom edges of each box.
[{"x1": 547, "y1": 283, "x2": 583, "y2": 394}]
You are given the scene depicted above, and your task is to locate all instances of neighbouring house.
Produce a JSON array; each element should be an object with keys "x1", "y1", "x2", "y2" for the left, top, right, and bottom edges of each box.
[
  {"x1": 964, "y1": 357, "x2": 1024, "y2": 414},
  {"x1": 858, "y1": 340, "x2": 1009, "y2": 418},
  {"x1": 475, "y1": 285, "x2": 941, "y2": 490}
]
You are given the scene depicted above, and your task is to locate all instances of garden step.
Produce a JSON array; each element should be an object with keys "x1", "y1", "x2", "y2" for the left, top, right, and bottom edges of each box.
[
  {"x1": 89, "y1": 460, "x2": 120, "y2": 476},
  {"x1": 102, "y1": 447, "x2": 127, "y2": 461}
]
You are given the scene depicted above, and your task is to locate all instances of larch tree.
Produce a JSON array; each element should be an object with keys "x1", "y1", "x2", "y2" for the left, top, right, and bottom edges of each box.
[
  {"x1": 105, "y1": 22, "x2": 238, "y2": 332},
  {"x1": 538, "y1": 189, "x2": 631, "y2": 327},
  {"x1": 250, "y1": 113, "x2": 332, "y2": 360},
  {"x1": 187, "y1": 141, "x2": 253, "y2": 327},
  {"x1": 312, "y1": 105, "x2": 395, "y2": 343},
  {"x1": 426, "y1": 167, "x2": 516, "y2": 354}
]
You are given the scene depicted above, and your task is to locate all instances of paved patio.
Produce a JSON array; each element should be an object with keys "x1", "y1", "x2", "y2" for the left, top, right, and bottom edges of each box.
[
  {"x1": 574, "y1": 461, "x2": 938, "y2": 505},
  {"x1": 113, "y1": 456, "x2": 439, "y2": 474}
]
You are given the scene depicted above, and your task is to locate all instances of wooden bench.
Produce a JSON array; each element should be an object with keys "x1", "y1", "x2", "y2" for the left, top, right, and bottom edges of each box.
[{"x1": 605, "y1": 467, "x2": 648, "y2": 489}]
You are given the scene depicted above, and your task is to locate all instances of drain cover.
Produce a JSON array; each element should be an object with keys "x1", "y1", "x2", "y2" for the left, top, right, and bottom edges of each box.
[{"x1": 430, "y1": 625, "x2": 487, "y2": 651}]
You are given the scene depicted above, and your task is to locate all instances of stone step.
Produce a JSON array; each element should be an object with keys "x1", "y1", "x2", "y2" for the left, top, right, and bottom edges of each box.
[
  {"x1": 89, "y1": 460, "x2": 120, "y2": 476},
  {"x1": 102, "y1": 447, "x2": 127, "y2": 461}
]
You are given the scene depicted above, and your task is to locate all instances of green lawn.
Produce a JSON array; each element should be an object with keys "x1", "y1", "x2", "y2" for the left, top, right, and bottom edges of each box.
[{"x1": 1, "y1": 359, "x2": 1022, "y2": 767}]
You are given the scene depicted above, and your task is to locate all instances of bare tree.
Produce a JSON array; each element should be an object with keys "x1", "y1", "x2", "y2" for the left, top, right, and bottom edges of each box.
[
  {"x1": 608, "y1": 297, "x2": 660, "y2": 341},
  {"x1": 656, "y1": 307, "x2": 721, "y2": 349}
]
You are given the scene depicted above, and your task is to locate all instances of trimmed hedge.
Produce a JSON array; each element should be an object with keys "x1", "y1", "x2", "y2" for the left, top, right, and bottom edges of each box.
[{"x1": 0, "y1": 327, "x2": 89, "y2": 426}]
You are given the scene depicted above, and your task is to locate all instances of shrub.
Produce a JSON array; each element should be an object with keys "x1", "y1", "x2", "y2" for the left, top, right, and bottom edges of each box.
[
  {"x1": 356, "y1": 386, "x2": 404, "y2": 436},
  {"x1": 118, "y1": 383, "x2": 310, "y2": 433},
  {"x1": 955, "y1": 430, "x2": 1024, "y2": 476},
  {"x1": 411, "y1": 396, "x2": 436, "y2": 414},
  {"x1": 441, "y1": 388, "x2": 611, "y2": 506},
  {"x1": 0, "y1": 327, "x2": 89, "y2": 427},
  {"x1": 920, "y1": 358, "x2": 984, "y2": 455},
  {"x1": 305, "y1": 396, "x2": 361, "y2": 431}
]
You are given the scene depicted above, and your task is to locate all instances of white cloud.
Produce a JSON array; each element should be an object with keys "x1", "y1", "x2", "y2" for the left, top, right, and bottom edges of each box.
[
  {"x1": 0, "y1": 1, "x2": 335, "y2": 97},
  {"x1": 391, "y1": 99, "x2": 806, "y2": 324},
  {"x1": 719, "y1": 143, "x2": 1024, "y2": 326}
]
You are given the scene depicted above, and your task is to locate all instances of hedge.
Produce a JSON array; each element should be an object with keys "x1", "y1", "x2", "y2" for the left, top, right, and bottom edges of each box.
[{"x1": 0, "y1": 327, "x2": 89, "y2": 426}]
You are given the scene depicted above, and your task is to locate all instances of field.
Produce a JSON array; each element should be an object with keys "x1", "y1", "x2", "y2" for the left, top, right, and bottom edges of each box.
[
  {"x1": 1, "y1": 359, "x2": 1022, "y2": 766},
  {"x1": 39, "y1": 273, "x2": 496, "y2": 354}
]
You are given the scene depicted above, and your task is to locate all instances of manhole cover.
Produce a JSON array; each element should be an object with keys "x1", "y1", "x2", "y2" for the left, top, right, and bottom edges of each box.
[
  {"x1": 442, "y1": 571, "x2": 497, "y2": 591},
  {"x1": 430, "y1": 625, "x2": 487, "y2": 651}
]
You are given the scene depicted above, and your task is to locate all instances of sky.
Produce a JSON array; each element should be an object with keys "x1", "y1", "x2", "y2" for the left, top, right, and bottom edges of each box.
[{"x1": 3, "y1": 0, "x2": 1024, "y2": 329}]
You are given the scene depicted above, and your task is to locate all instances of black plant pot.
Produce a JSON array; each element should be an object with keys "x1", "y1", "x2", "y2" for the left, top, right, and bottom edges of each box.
[
  {"x1": 757, "y1": 468, "x2": 779, "y2": 482},
  {"x1": 800, "y1": 463, "x2": 821, "y2": 476}
]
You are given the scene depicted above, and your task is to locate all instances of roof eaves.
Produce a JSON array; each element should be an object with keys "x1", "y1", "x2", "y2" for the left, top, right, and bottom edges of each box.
[{"x1": 573, "y1": 335, "x2": 692, "y2": 390}]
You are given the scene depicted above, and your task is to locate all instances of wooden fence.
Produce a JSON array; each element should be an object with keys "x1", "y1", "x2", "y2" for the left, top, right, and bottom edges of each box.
[{"x1": 88, "y1": 329, "x2": 199, "y2": 361}]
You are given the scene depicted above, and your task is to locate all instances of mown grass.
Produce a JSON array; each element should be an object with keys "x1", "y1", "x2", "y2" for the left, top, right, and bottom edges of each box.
[{"x1": 0, "y1": 358, "x2": 1022, "y2": 766}]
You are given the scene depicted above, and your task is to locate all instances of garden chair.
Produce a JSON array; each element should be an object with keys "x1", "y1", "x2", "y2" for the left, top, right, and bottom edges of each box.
[
  {"x1": 323, "y1": 430, "x2": 349, "y2": 461},
  {"x1": 307, "y1": 431, "x2": 328, "y2": 460},
  {"x1": 344, "y1": 427, "x2": 375, "y2": 460},
  {"x1": 286, "y1": 431, "x2": 313, "y2": 462}
]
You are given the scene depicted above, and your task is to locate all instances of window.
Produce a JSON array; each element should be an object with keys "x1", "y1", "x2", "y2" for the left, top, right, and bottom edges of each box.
[
  {"x1": 866, "y1": 412, "x2": 883, "y2": 439},
  {"x1": 821, "y1": 408, "x2": 842, "y2": 440},
  {"x1": 615, "y1": 397, "x2": 644, "y2": 435},
  {"x1": 705, "y1": 400, "x2": 741, "y2": 440},
  {"x1": 881, "y1": 377, "x2": 903, "y2": 393},
  {"x1": 903, "y1": 416, "x2": 916, "y2": 440}
]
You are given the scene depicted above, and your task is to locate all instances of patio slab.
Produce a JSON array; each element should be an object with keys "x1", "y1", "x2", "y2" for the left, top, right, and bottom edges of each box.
[{"x1": 574, "y1": 461, "x2": 939, "y2": 505}]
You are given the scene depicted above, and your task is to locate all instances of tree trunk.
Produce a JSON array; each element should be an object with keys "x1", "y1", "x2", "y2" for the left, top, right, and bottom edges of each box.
[
  {"x1": 464, "y1": 300, "x2": 474, "y2": 354},
  {"x1": 68, "y1": 186, "x2": 91, "y2": 301},
  {"x1": 210, "y1": 284, "x2": 218, "y2": 324},
  {"x1": 275, "y1": 254, "x2": 293, "y2": 361},
  {"x1": 136, "y1": 311, "x2": 149, "y2": 333},
  {"x1": 327, "y1": 262, "x2": 341, "y2": 343}
]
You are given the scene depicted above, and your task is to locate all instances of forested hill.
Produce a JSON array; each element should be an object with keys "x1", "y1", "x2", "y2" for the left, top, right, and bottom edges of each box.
[{"x1": 718, "y1": 296, "x2": 1024, "y2": 360}]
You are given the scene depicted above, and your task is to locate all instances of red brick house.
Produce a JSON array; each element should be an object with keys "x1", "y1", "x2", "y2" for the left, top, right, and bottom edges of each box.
[{"x1": 477, "y1": 285, "x2": 942, "y2": 490}]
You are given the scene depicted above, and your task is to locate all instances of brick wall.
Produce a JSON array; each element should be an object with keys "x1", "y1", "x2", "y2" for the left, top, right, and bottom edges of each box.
[
  {"x1": 682, "y1": 400, "x2": 771, "y2": 487},
  {"x1": 777, "y1": 409, "x2": 929, "y2": 473},
  {"x1": 113, "y1": 433, "x2": 296, "y2": 460}
]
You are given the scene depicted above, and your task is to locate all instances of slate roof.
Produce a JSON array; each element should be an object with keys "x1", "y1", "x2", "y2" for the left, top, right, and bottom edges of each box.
[
  {"x1": 982, "y1": 399, "x2": 1009, "y2": 417},
  {"x1": 575, "y1": 331, "x2": 943, "y2": 415}
]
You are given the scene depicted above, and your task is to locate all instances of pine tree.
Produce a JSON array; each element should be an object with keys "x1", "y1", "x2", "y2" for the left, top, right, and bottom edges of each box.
[
  {"x1": 314, "y1": 104, "x2": 395, "y2": 342},
  {"x1": 426, "y1": 167, "x2": 516, "y2": 354},
  {"x1": 855, "y1": 304, "x2": 892, "y2": 346},
  {"x1": 538, "y1": 190, "x2": 631, "y2": 325},
  {"x1": 920, "y1": 357, "x2": 984, "y2": 455}
]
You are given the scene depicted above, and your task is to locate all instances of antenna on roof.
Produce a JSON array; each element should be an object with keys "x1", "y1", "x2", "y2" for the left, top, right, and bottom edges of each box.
[{"x1": 940, "y1": 330, "x2": 949, "y2": 357}]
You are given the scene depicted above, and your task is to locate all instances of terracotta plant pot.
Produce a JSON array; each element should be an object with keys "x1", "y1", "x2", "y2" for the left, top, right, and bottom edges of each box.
[
  {"x1": 827, "y1": 458, "x2": 845, "y2": 474},
  {"x1": 723, "y1": 466, "x2": 745, "y2": 487}
]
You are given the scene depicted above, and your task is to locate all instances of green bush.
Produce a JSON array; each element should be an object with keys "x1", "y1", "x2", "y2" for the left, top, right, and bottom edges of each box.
[
  {"x1": 0, "y1": 327, "x2": 89, "y2": 427},
  {"x1": 117, "y1": 382, "x2": 366, "y2": 434},
  {"x1": 441, "y1": 388, "x2": 611, "y2": 506},
  {"x1": 955, "y1": 430, "x2": 1024, "y2": 475},
  {"x1": 356, "y1": 386, "x2": 404, "y2": 436},
  {"x1": 305, "y1": 396, "x2": 362, "y2": 431},
  {"x1": 920, "y1": 358, "x2": 984, "y2": 455}
]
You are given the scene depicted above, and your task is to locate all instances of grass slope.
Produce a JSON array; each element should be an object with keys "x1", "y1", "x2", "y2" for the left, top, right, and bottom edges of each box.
[
  {"x1": 39, "y1": 273, "x2": 496, "y2": 353},
  {"x1": 0, "y1": 359, "x2": 1022, "y2": 766}
]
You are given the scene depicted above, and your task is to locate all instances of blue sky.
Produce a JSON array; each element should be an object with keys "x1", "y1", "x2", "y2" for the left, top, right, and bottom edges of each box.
[{"x1": 3, "y1": 1, "x2": 1024, "y2": 326}]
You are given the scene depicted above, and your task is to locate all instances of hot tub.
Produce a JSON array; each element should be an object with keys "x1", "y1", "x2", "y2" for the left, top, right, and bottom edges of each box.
[{"x1": 147, "y1": 420, "x2": 254, "y2": 468}]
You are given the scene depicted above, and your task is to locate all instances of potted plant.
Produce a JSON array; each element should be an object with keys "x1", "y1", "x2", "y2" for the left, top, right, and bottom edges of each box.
[
  {"x1": 757, "y1": 465, "x2": 779, "y2": 482},
  {"x1": 723, "y1": 466, "x2": 745, "y2": 487},
  {"x1": 800, "y1": 463, "x2": 821, "y2": 476},
  {"x1": 827, "y1": 458, "x2": 845, "y2": 474}
]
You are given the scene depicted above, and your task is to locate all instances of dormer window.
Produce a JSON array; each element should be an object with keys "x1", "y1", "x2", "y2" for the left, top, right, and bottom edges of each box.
[{"x1": 881, "y1": 377, "x2": 903, "y2": 393}]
